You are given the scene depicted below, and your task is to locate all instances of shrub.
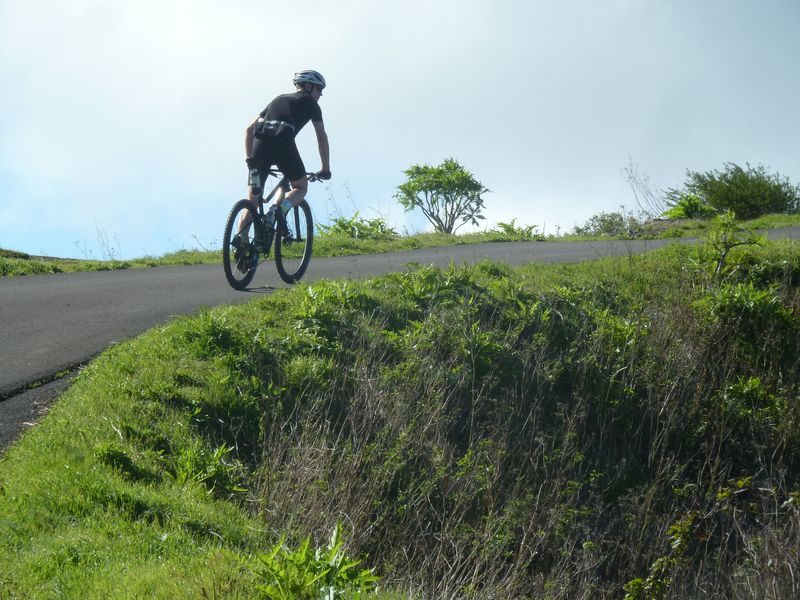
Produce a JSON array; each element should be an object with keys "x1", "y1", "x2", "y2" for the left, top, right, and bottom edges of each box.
[
  {"x1": 669, "y1": 162, "x2": 800, "y2": 220},
  {"x1": 573, "y1": 211, "x2": 641, "y2": 237}
]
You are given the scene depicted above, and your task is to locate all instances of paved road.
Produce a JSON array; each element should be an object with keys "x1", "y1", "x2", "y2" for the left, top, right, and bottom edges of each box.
[{"x1": 1, "y1": 229, "x2": 797, "y2": 450}]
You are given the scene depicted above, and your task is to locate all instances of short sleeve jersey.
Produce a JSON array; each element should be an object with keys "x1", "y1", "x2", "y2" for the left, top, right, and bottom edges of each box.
[{"x1": 259, "y1": 91, "x2": 323, "y2": 139}]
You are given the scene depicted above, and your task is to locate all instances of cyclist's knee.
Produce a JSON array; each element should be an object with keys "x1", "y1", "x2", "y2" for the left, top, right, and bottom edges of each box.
[
  {"x1": 290, "y1": 176, "x2": 308, "y2": 197},
  {"x1": 291, "y1": 175, "x2": 308, "y2": 189}
]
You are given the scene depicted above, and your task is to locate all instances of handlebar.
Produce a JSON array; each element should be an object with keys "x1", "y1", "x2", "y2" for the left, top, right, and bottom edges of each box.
[{"x1": 264, "y1": 168, "x2": 329, "y2": 183}]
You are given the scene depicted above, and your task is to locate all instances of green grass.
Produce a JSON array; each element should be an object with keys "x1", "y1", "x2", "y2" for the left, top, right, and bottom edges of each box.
[
  {"x1": 0, "y1": 230, "x2": 544, "y2": 278},
  {"x1": 637, "y1": 211, "x2": 800, "y2": 240},
  {"x1": 2, "y1": 237, "x2": 799, "y2": 597},
  {"x1": 4, "y1": 213, "x2": 799, "y2": 278},
  {"x1": 0, "y1": 248, "x2": 219, "y2": 277}
]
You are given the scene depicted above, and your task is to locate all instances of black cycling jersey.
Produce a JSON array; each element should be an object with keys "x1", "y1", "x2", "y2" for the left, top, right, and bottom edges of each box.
[
  {"x1": 250, "y1": 91, "x2": 322, "y2": 182},
  {"x1": 256, "y1": 91, "x2": 322, "y2": 140}
]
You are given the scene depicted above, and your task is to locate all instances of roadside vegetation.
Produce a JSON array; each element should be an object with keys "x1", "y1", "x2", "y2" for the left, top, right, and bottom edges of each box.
[
  {"x1": 5, "y1": 160, "x2": 800, "y2": 278},
  {"x1": 3, "y1": 211, "x2": 800, "y2": 278},
  {"x1": 1, "y1": 226, "x2": 799, "y2": 597}
]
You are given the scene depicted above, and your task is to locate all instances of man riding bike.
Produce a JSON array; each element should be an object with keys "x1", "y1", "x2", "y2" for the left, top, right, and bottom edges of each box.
[{"x1": 244, "y1": 69, "x2": 331, "y2": 225}]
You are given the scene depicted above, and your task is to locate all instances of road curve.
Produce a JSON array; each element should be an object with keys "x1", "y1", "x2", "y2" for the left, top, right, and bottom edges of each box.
[{"x1": 1, "y1": 229, "x2": 798, "y2": 450}]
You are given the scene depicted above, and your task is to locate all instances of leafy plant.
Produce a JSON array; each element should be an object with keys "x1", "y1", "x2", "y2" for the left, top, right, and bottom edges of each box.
[
  {"x1": 661, "y1": 193, "x2": 717, "y2": 219},
  {"x1": 395, "y1": 158, "x2": 489, "y2": 234},
  {"x1": 174, "y1": 441, "x2": 246, "y2": 495},
  {"x1": 256, "y1": 523, "x2": 379, "y2": 599},
  {"x1": 318, "y1": 213, "x2": 398, "y2": 240},
  {"x1": 491, "y1": 219, "x2": 543, "y2": 241},
  {"x1": 623, "y1": 512, "x2": 699, "y2": 600}
]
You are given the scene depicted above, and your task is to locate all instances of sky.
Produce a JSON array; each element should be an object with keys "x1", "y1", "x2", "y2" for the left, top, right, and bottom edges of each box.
[{"x1": 1, "y1": 0, "x2": 799, "y2": 260}]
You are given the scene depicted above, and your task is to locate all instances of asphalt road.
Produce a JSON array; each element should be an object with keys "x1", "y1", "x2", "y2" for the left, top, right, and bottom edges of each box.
[{"x1": 1, "y1": 229, "x2": 798, "y2": 451}]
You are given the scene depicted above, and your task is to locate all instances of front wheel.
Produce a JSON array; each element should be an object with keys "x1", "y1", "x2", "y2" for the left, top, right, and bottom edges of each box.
[
  {"x1": 275, "y1": 200, "x2": 313, "y2": 284},
  {"x1": 222, "y1": 199, "x2": 263, "y2": 290}
]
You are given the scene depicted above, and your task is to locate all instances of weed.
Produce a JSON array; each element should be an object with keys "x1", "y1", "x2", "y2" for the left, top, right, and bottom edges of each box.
[{"x1": 255, "y1": 523, "x2": 379, "y2": 599}]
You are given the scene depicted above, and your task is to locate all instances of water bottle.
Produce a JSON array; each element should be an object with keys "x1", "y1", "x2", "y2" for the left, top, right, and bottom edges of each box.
[{"x1": 248, "y1": 168, "x2": 261, "y2": 190}]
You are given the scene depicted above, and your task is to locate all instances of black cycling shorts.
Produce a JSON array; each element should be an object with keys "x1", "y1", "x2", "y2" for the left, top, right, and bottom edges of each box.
[{"x1": 250, "y1": 135, "x2": 306, "y2": 183}]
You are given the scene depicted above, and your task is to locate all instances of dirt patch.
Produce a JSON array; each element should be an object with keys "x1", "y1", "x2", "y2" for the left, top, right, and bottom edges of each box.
[{"x1": 0, "y1": 374, "x2": 77, "y2": 455}]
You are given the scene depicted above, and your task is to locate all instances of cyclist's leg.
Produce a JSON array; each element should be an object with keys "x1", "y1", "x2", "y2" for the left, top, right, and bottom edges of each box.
[
  {"x1": 240, "y1": 140, "x2": 274, "y2": 235},
  {"x1": 274, "y1": 140, "x2": 308, "y2": 209},
  {"x1": 248, "y1": 136, "x2": 278, "y2": 204}
]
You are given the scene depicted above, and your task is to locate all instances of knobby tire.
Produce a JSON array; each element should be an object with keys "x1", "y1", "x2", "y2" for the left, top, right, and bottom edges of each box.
[
  {"x1": 222, "y1": 199, "x2": 262, "y2": 290},
  {"x1": 275, "y1": 200, "x2": 313, "y2": 284}
]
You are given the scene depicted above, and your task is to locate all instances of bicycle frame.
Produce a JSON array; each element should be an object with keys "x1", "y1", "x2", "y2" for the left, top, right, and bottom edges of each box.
[
  {"x1": 235, "y1": 169, "x2": 291, "y2": 251},
  {"x1": 254, "y1": 168, "x2": 292, "y2": 219},
  {"x1": 255, "y1": 169, "x2": 320, "y2": 244}
]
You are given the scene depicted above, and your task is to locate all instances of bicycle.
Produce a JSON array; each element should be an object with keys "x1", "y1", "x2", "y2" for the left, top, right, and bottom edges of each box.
[{"x1": 222, "y1": 169, "x2": 318, "y2": 289}]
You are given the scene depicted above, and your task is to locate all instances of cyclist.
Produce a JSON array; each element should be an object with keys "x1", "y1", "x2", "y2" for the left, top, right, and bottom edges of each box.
[{"x1": 244, "y1": 70, "x2": 331, "y2": 226}]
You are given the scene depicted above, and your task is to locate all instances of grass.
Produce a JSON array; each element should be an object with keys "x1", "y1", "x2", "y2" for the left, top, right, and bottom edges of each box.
[
  {"x1": 5, "y1": 212, "x2": 799, "y2": 278},
  {"x1": 0, "y1": 248, "x2": 218, "y2": 277},
  {"x1": 1, "y1": 230, "x2": 544, "y2": 277},
  {"x1": 638, "y1": 212, "x2": 800, "y2": 240},
  {"x1": 1, "y1": 235, "x2": 799, "y2": 597}
]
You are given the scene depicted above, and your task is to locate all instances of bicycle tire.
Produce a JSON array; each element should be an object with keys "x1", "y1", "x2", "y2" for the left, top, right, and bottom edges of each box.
[
  {"x1": 222, "y1": 199, "x2": 263, "y2": 290},
  {"x1": 275, "y1": 199, "x2": 313, "y2": 284}
]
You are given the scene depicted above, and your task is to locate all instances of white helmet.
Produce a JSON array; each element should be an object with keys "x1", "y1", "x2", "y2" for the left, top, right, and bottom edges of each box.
[{"x1": 293, "y1": 70, "x2": 326, "y2": 89}]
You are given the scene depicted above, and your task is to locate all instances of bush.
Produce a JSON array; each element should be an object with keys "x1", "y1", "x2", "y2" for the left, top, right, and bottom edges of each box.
[
  {"x1": 573, "y1": 211, "x2": 641, "y2": 237},
  {"x1": 318, "y1": 213, "x2": 398, "y2": 240},
  {"x1": 669, "y1": 162, "x2": 800, "y2": 220}
]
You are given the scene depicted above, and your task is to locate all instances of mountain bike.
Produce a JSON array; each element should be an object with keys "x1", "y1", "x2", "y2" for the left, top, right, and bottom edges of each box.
[{"x1": 222, "y1": 169, "x2": 318, "y2": 289}]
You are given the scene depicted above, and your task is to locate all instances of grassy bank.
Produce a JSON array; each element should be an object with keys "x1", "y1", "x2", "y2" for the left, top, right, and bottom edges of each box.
[{"x1": 1, "y1": 239, "x2": 799, "y2": 598}]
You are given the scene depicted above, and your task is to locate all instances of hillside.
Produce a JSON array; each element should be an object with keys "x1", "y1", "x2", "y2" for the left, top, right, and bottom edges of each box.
[{"x1": 1, "y1": 239, "x2": 799, "y2": 598}]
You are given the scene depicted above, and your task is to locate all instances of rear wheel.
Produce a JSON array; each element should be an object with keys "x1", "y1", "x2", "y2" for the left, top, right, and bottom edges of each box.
[
  {"x1": 275, "y1": 200, "x2": 313, "y2": 284},
  {"x1": 222, "y1": 199, "x2": 263, "y2": 290}
]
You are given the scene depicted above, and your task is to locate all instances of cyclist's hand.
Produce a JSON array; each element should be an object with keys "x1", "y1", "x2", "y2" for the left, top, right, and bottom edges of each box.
[
  {"x1": 315, "y1": 169, "x2": 332, "y2": 181},
  {"x1": 245, "y1": 156, "x2": 258, "y2": 169}
]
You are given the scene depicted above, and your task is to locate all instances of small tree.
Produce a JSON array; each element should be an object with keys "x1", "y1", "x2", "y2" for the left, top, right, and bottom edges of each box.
[
  {"x1": 705, "y1": 211, "x2": 761, "y2": 282},
  {"x1": 395, "y1": 158, "x2": 489, "y2": 234}
]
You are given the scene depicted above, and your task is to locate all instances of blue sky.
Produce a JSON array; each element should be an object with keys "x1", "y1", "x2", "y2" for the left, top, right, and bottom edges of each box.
[{"x1": 1, "y1": 0, "x2": 799, "y2": 259}]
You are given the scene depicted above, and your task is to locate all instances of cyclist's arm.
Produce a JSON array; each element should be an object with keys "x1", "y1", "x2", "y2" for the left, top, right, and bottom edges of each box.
[
  {"x1": 245, "y1": 117, "x2": 260, "y2": 159},
  {"x1": 312, "y1": 119, "x2": 330, "y2": 172}
]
